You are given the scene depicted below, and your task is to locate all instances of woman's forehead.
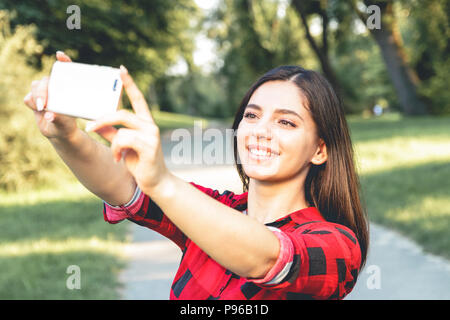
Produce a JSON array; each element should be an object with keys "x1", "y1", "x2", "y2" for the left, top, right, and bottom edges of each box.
[{"x1": 247, "y1": 81, "x2": 308, "y2": 115}]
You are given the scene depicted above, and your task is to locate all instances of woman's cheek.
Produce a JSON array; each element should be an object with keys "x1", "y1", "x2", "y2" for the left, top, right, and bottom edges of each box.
[{"x1": 278, "y1": 137, "x2": 307, "y2": 171}]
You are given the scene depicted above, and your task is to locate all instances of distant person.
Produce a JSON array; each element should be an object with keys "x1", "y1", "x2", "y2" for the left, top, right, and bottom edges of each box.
[
  {"x1": 24, "y1": 51, "x2": 369, "y2": 300},
  {"x1": 373, "y1": 104, "x2": 383, "y2": 116}
]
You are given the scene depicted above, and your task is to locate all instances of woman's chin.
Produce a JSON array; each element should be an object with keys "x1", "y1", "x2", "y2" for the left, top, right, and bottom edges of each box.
[
  {"x1": 243, "y1": 164, "x2": 280, "y2": 180},
  {"x1": 238, "y1": 152, "x2": 280, "y2": 177}
]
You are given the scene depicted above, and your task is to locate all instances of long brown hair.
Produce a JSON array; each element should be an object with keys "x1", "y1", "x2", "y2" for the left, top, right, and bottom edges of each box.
[{"x1": 232, "y1": 66, "x2": 369, "y2": 269}]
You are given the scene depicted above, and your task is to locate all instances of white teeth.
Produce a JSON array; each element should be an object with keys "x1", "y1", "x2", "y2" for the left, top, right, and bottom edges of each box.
[{"x1": 249, "y1": 148, "x2": 272, "y2": 157}]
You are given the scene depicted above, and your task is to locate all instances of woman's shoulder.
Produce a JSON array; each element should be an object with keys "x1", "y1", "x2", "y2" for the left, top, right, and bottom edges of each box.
[
  {"x1": 278, "y1": 209, "x2": 361, "y2": 257},
  {"x1": 189, "y1": 181, "x2": 248, "y2": 209},
  {"x1": 285, "y1": 208, "x2": 357, "y2": 240},
  {"x1": 287, "y1": 213, "x2": 358, "y2": 246}
]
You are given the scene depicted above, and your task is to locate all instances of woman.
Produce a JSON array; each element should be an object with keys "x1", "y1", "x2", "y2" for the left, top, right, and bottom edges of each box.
[{"x1": 24, "y1": 51, "x2": 369, "y2": 300}]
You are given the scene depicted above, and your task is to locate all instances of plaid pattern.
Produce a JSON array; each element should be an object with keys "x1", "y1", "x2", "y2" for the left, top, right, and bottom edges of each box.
[{"x1": 103, "y1": 182, "x2": 362, "y2": 300}]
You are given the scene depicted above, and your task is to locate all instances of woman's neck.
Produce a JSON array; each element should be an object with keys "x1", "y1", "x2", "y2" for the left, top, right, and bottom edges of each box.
[{"x1": 246, "y1": 174, "x2": 309, "y2": 224}]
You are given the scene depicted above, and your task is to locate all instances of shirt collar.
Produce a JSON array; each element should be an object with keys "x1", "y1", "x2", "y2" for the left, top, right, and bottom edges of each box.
[{"x1": 266, "y1": 206, "x2": 324, "y2": 227}]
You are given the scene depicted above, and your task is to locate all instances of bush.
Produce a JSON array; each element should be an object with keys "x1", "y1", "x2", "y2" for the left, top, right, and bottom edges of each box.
[
  {"x1": 420, "y1": 58, "x2": 450, "y2": 116},
  {"x1": 0, "y1": 11, "x2": 74, "y2": 192}
]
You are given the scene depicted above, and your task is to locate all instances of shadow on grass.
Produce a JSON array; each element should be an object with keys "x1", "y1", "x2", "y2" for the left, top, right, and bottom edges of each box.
[
  {"x1": 0, "y1": 195, "x2": 129, "y2": 299},
  {"x1": 0, "y1": 250, "x2": 125, "y2": 299},
  {"x1": 361, "y1": 160, "x2": 450, "y2": 259},
  {"x1": 0, "y1": 198, "x2": 126, "y2": 243}
]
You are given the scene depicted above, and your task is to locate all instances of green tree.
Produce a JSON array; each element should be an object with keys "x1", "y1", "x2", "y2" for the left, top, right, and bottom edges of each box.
[
  {"x1": 352, "y1": 0, "x2": 428, "y2": 115},
  {"x1": 155, "y1": 71, "x2": 228, "y2": 118},
  {"x1": 207, "y1": 0, "x2": 313, "y2": 115},
  {"x1": 403, "y1": 0, "x2": 450, "y2": 115},
  {"x1": 0, "y1": 0, "x2": 199, "y2": 87},
  {"x1": 334, "y1": 28, "x2": 399, "y2": 113},
  {"x1": 290, "y1": 0, "x2": 344, "y2": 96},
  {"x1": 0, "y1": 11, "x2": 69, "y2": 191}
]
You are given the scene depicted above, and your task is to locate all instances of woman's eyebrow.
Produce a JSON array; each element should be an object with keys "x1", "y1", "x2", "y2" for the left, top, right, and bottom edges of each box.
[{"x1": 246, "y1": 104, "x2": 304, "y2": 121}]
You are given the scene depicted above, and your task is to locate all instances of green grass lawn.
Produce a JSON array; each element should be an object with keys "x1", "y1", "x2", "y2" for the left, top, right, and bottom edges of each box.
[
  {"x1": 0, "y1": 181, "x2": 129, "y2": 299},
  {"x1": 349, "y1": 113, "x2": 450, "y2": 259}
]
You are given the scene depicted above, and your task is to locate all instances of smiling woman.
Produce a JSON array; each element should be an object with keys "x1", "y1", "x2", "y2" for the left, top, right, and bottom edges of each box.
[
  {"x1": 101, "y1": 66, "x2": 368, "y2": 300},
  {"x1": 233, "y1": 67, "x2": 369, "y2": 242},
  {"x1": 24, "y1": 53, "x2": 368, "y2": 300}
]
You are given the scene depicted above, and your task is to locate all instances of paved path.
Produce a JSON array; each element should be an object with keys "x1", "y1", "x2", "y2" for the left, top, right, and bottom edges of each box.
[{"x1": 346, "y1": 223, "x2": 450, "y2": 299}]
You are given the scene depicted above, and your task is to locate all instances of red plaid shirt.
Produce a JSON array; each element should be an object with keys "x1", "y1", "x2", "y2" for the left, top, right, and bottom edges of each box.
[{"x1": 103, "y1": 182, "x2": 362, "y2": 300}]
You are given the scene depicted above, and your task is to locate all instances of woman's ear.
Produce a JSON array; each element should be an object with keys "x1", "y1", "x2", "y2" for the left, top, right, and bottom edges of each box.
[{"x1": 311, "y1": 138, "x2": 327, "y2": 165}]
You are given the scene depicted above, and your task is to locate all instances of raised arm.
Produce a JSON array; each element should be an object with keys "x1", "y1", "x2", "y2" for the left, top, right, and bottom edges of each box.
[
  {"x1": 87, "y1": 66, "x2": 280, "y2": 279},
  {"x1": 23, "y1": 51, "x2": 136, "y2": 206}
]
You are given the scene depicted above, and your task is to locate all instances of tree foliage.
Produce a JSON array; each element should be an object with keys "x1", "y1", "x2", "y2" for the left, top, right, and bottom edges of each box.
[
  {"x1": 205, "y1": 0, "x2": 316, "y2": 116},
  {"x1": 403, "y1": 0, "x2": 450, "y2": 115},
  {"x1": 0, "y1": 12, "x2": 72, "y2": 191},
  {"x1": 0, "y1": 0, "x2": 199, "y2": 86},
  {"x1": 205, "y1": 0, "x2": 448, "y2": 115}
]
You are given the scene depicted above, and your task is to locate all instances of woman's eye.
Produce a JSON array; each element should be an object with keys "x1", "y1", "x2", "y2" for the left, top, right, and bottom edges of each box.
[
  {"x1": 280, "y1": 119, "x2": 296, "y2": 127},
  {"x1": 243, "y1": 112, "x2": 257, "y2": 119}
]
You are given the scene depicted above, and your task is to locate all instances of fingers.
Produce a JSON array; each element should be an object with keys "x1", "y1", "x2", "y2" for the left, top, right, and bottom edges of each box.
[
  {"x1": 24, "y1": 51, "x2": 71, "y2": 111},
  {"x1": 56, "y1": 51, "x2": 72, "y2": 62},
  {"x1": 43, "y1": 111, "x2": 55, "y2": 122},
  {"x1": 119, "y1": 65, "x2": 154, "y2": 123},
  {"x1": 24, "y1": 77, "x2": 48, "y2": 111},
  {"x1": 32, "y1": 76, "x2": 49, "y2": 112},
  {"x1": 86, "y1": 109, "x2": 149, "y2": 132},
  {"x1": 110, "y1": 128, "x2": 146, "y2": 163},
  {"x1": 86, "y1": 122, "x2": 118, "y2": 143},
  {"x1": 24, "y1": 91, "x2": 35, "y2": 109}
]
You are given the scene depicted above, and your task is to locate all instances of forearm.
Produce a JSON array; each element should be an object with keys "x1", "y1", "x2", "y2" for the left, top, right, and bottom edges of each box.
[
  {"x1": 48, "y1": 128, "x2": 136, "y2": 205},
  {"x1": 147, "y1": 173, "x2": 280, "y2": 278}
]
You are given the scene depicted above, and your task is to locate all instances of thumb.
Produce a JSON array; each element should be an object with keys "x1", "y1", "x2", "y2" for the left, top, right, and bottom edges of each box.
[{"x1": 85, "y1": 121, "x2": 118, "y2": 142}]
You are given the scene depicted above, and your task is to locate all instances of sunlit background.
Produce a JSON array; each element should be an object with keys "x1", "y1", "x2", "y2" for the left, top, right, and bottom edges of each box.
[{"x1": 0, "y1": 0, "x2": 448, "y2": 299}]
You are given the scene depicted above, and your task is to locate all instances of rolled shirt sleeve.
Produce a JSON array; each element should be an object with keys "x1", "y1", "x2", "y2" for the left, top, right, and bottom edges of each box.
[
  {"x1": 248, "y1": 226, "x2": 295, "y2": 286},
  {"x1": 248, "y1": 222, "x2": 362, "y2": 299},
  {"x1": 102, "y1": 185, "x2": 144, "y2": 224}
]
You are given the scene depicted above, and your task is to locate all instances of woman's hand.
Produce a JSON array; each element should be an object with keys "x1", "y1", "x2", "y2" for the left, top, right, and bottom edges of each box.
[
  {"x1": 86, "y1": 66, "x2": 170, "y2": 195},
  {"x1": 23, "y1": 51, "x2": 79, "y2": 141}
]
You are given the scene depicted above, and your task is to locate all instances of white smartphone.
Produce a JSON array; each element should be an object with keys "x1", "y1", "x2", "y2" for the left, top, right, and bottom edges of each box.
[{"x1": 46, "y1": 61, "x2": 123, "y2": 120}]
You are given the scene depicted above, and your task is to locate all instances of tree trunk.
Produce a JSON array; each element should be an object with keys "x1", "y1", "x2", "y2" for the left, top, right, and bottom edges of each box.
[
  {"x1": 356, "y1": 1, "x2": 427, "y2": 115},
  {"x1": 291, "y1": 0, "x2": 343, "y2": 97}
]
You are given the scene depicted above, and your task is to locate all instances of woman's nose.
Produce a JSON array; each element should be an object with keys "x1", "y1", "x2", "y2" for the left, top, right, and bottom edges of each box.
[{"x1": 252, "y1": 119, "x2": 273, "y2": 140}]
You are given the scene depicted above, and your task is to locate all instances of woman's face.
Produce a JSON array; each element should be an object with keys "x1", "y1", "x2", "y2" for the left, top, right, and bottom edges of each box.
[{"x1": 237, "y1": 80, "x2": 325, "y2": 183}]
